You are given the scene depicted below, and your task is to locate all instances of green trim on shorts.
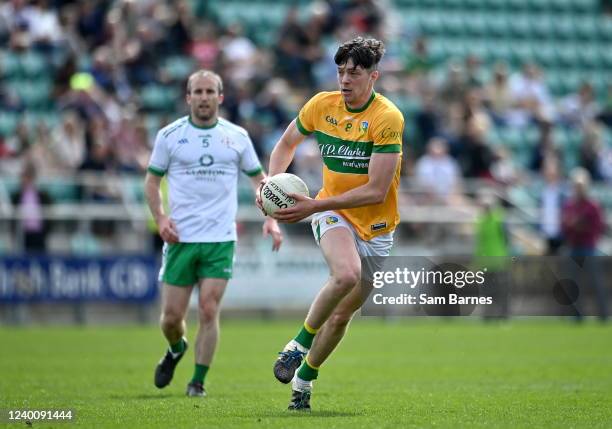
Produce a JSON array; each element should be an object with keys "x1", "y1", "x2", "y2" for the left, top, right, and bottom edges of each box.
[{"x1": 162, "y1": 242, "x2": 235, "y2": 286}]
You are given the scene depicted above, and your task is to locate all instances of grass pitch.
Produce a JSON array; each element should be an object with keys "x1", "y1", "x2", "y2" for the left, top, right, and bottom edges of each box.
[{"x1": 1, "y1": 319, "x2": 611, "y2": 428}]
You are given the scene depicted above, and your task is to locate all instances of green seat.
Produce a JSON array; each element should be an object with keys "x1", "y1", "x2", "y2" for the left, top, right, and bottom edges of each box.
[
  {"x1": 507, "y1": 0, "x2": 530, "y2": 11},
  {"x1": 527, "y1": 0, "x2": 551, "y2": 12},
  {"x1": 40, "y1": 179, "x2": 79, "y2": 203},
  {"x1": 600, "y1": 44, "x2": 612, "y2": 68},
  {"x1": 163, "y1": 56, "x2": 195, "y2": 81},
  {"x1": 419, "y1": 13, "x2": 444, "y2": 35},
  {"x1": 533, "y1": 43, "x2": 557, "y2": 67},
  {"x1": 465, "y1": 13, "x2": 488, "y2": 37},
  {"x1": 598, "y1": 19, "x2": 612, "y2": 42},
  {"x1": 485, "y1": 40, "x2": 512, "y2": 64},
  {"x1": 19, "y1": 51, "x2": 46, "y2": 77},
  {"x1": 509, "y1": 42, "x2": 534, "y2": 66},
  {"x1": 0, "y1": 50, "x2": 20, "y2": 78},
  {"x1": 508, "y1": 14, "x2": 531, "y2": 39},
  {"x1": 553, "y1": 17, "x2": 574, "y2": 40},
  {"x1": 555, "y1": 43, "x2": 578, "y2": 68},
  {"x1": 14, "y1": 80, "x2": 51, "y2": 110},
  {"x1": 572, "y1": 0, "x2": 598, "y2": 13},
  {"x1": 0, "y1": 111, "x2": 19, "y2": 137},
  {"x1": 486, "y1": 14, "x2": 509, "y2": 38},
  {"x1": 576, "y1": 44, "x2": 601, "y2": 69},
  {"x1": 529, "y1": 15, "x2": 554, "y2": 40},
  {"x1": 574, "y1": 17, "x2": 598, "y2": 41},
  {"x1": 550, "y1": 0, "x2": 573, "y2": 12},
  {"x1": 498, "y1": 127, "x2": 524, "y2": 150},
  {"x1": 140, "y1": 85, "x2": 178, "y2": 112},
  {"x1": 558, "y1": 71, "x2": 582, "y2": 94}
]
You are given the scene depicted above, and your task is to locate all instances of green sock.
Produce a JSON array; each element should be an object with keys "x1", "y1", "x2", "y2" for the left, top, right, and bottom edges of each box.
[
  {"x1": 170, "y1": 338, "x2": 185, "y2": 354},
  {"x1": 294, "y1": 322, "x2": 318, "y2": 349},
  {"x1": 192, "y1": 364, "x2": 209, "y2": 384},
  {"x1": 297, "y1": 358, "x2": 318, "y2": 381}
]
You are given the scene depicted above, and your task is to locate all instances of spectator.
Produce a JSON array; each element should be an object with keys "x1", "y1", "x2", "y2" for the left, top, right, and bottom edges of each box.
[
  {"x1": 464, "y1": 54, "x2": 484, "y2": 88},
  {"x1": 579, "y1": 122, "x2": 607, "y2": 181},
  {"x1": 49, "y1": 110, "x2": 86, "y2": 172},
  {"x1": 220, "y1": 23, "x2": 258, "y2": 84},
  {"x1": 540, "y1": 159, "x2": 568, "y2": 255},
  {"x1": 415, "y1": 137, "x2": 462, "y2": 204},
  {"x1": 558, "y1": 81, "x2": 599, "y2": 128},
  {"x1": 456, "y1": 116, "x2": 495, "y2": 179},
  {"x1": 11, "y1": 162, "x2": 52, "y2": 253},
  {"x1": 562, "y1": 168, "x2": 605, "y2": 256},
  {"x1": 403, "y1": 36, "x2": 433, "y2": 76},
  {"x1": 561, "y1": 167, "x2": 608, "y2": 321},
  {"x1": 275, "y1": 6, "x2": 320, "y2": 87},
  {"x1": 508, "y1": 63, "x2": 553, "y2": 127},
  {"x1": 530, "y1": 119, "x2": 563, "y2": 173},
  {"x1": 484, "y1": 62, "x2": 512, "y2": 126}
]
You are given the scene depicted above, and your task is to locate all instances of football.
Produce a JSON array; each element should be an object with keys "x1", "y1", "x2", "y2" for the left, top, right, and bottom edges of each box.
[{"x1": 260, "y1": 173, "x2": 309, "y2": 215}]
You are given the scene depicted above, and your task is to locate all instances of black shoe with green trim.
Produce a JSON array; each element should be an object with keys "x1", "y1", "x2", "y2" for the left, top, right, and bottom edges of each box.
[{"x1": 154, "y1": 339, "x2": 188, "y2": 388}]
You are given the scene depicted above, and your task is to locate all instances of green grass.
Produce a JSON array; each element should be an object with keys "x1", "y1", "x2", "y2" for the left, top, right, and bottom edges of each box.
[{"x1": 1, "y1": 319, "x2": 611, "y2": 428}]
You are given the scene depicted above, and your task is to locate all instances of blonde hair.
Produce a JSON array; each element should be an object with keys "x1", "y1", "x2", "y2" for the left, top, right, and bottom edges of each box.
[{"x1": 186, "y1": 70, "x2": 223, "y2": 94}]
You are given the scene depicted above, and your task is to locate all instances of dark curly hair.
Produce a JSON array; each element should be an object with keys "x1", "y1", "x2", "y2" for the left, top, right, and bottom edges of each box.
[{"x1": 334, "y1": 37, "x2": 386, "y2": 71}]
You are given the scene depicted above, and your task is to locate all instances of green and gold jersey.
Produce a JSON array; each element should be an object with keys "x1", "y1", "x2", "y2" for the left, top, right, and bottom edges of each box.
[{"x1": 296, "y1": 91, "x2": 404, "y2": 240}]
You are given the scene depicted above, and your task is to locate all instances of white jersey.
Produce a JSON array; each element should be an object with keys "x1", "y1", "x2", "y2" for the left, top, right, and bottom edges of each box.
[{"x1": 148, "y1": 116, "x2": 262, "y2": 242}]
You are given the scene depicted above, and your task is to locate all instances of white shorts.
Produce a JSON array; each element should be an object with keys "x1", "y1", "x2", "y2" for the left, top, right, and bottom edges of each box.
[{"x1": 311, "y1": 210, "x2": 394, "y2": 258}]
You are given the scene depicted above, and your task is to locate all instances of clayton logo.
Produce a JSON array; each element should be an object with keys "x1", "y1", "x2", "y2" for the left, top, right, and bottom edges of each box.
[{"x1": 199, "y1": 154, "x2": 214, "y2": 167}]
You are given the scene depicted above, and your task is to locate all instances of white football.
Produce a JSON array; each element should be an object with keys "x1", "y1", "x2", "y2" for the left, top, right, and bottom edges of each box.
[{"x1": 260, "y1": 173, "x2": 309, "y2": 215}]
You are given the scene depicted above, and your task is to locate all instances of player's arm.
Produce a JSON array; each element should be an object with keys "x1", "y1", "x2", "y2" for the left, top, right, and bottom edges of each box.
[
  {"x1": 268, "y1": 119, "x2": 307, "y2": 175},
  {"x1": 318, "y1": 152, "x2": 399, "y2": 209},
  {"x1": 248, "y1": 171, "x2": 283, "y2": 251},
  {"x1": 144, "y1": 172, "x2": 178, "y2": 243},
  {"x1": 255, "y1": 118, "x2": 306, "y2": 211},
  {"x1": 272, "y1": 153, "x2": 400, "y2": 223}
]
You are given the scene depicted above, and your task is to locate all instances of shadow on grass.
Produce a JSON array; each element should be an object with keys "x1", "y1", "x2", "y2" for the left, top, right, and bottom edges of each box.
[
  {"x1": 109, "y1": 393, "x2": 177, "y2": 400},
  {"x1": 254, "y1": 410, "x2": 363, "y2": 418}
]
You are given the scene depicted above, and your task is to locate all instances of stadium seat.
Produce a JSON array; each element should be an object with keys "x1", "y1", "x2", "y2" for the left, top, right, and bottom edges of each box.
[
  {"x1": 529, "y1": 14, "x2": 554, "y2": 40},
  {"x1": 140, "y1": 85, "x2": 179, "y2": 112},
  {"x1": 485, "y1": 14, "x2": 509, "y2": 38},
  {"x1": 163, "y1": 56, "x2": 196, "y2": 82},
  {"x1": 0, "y1": 111, "x2": 18, "y2": 137},
  {"x1": 20, "y1": 51, "x2": 46, "y2": 77},
  {"x1": 0, "y1": 50, "x2": 20, "y2": 78},
  {"x1": 508, "y1": 14, "x2": 532, "y2": 39},
  {"x1": 573, "y1": 16, "x2": 599, "y2": 41},
  {"x1": 14, "y1": 80, "x2": 52, "y2": 110},
  {"x1": 553, "y1": 16, "x2": 575, "y2": 41}
]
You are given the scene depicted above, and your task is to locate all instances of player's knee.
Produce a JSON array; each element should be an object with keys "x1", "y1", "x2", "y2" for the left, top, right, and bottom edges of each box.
[
  {"x1": 160, "y1": 310, "x2": 183, "y2": 331},
  {"x1": 328, "y1": 311, "x2": 353, "y2": 331},
  {"x1": 198, "y1": 302, "x2": 219, "y2": 325},
  {"x1": 331, "y1": 267, "x2": 361, "y2": 293}
]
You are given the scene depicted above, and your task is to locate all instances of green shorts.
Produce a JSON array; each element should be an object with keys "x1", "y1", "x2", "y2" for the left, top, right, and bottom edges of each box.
[{"x1": 159, "y1": 242, "x2": 235, "y2": 286}]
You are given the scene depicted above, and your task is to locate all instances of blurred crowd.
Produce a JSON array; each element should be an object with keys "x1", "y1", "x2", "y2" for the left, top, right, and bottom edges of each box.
[{"x1": 0, "y1": 0, "x2": 610, "y2": 254}]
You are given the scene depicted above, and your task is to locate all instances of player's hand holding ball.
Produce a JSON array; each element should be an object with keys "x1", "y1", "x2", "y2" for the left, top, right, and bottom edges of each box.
[{"x1": 259, "y1": 173, "x2": 314, "y2": 223}]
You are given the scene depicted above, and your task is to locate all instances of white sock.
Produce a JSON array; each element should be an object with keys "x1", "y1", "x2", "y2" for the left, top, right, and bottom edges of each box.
[
  {"x1": 284, "y1": 339, "x2": 309, "y2": 354},
  {"x1": 292, "y1": 376, "x2": 312, "y2": 392}
]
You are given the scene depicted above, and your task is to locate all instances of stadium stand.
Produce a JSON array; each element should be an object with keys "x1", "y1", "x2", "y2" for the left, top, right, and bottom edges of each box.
[{"x1": 0, "y1": 0, "x2": 609, "y2": 258}]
